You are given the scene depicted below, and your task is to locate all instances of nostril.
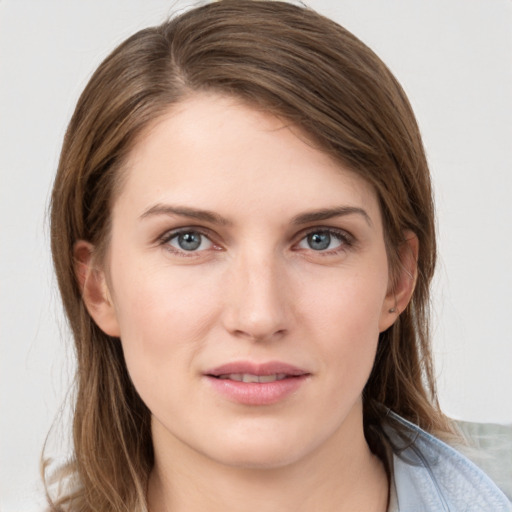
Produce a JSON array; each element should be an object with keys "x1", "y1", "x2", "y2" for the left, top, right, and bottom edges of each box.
[{"x1": 231, "y1": 327, "x2": 287, "y2": 342}]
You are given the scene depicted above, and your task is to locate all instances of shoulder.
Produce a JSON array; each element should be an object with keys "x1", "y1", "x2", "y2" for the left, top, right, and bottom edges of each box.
[{"x1": 383, "y1": 411, "x2": 511, "y2": 512}]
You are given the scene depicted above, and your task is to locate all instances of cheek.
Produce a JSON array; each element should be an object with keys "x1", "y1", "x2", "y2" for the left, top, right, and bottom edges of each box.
[
  {"x1": 111, "y1": 252, "x2": 222, "y2": 338},
  {"x1": 303, "y1": 265, "x2": 388, "y2": 335},
  {"x1": 108, "y1": 255, "x2": 212, "y2": 356},
  {"x1": 110, "y1": 273, "x2": 225, "y2": 426},
  {"x1": 301, "y1": 268, "x2": 388, "y2": 379},
  {"x1": 108, "y1": 259, "x2": 224, "y2": 387}
]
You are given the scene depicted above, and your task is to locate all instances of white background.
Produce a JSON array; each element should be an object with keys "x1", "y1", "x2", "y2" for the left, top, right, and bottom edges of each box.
[{"x1": 1, "y1": 0, "x2": 511, "y2": 510}]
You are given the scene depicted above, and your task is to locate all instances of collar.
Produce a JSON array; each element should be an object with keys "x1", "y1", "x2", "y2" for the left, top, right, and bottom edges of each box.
[{"x1": 382, "y1": 411, "x2": 511, "y2": 511}]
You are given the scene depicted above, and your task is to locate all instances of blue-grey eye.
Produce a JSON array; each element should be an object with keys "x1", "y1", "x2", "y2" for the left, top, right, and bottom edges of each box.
[
  {"x1": 169, "y1": 231, "x2": 212, "y2": 252},
  {"x1": 178, "y1": 232, "x2": 201, "y2": 250},
  {"x1": 307, "y1": 232, "x2": 331, "y2": 250},
  {"x1": 297, "y1": 230, "x2": 345, "y2": 252}
]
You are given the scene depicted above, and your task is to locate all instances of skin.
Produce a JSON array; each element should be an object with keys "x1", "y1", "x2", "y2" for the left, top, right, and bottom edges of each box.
[{"x1": 78, "y1": 93, "x2": 417, "y2": 512}]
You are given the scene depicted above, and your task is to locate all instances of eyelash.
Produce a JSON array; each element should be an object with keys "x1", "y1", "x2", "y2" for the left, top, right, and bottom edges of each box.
[{"x1": 157, "y1": 226, "x2": 355, "y2": 257}]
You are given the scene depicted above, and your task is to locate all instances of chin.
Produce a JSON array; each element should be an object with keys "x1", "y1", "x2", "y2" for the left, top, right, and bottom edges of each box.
[
  {"x1": 199, "y1": 426, "x2": 320, "y2": 471},
  {"x1": 211, "y1": 444, "x2": 306, "y2": 471}
]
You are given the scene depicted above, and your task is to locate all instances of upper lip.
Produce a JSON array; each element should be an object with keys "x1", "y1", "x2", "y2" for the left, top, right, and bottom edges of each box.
[{"x1": 205, "y1": 361, "x2": 309, "y2": 377}]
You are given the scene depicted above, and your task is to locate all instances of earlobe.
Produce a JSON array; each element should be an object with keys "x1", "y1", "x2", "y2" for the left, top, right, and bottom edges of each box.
[
  {"x1": 379, "y1": 231, "x2": 419, "y2": 332},
  {"x1": 74, "y1": 241, "x2": 121, "y2": 337}
]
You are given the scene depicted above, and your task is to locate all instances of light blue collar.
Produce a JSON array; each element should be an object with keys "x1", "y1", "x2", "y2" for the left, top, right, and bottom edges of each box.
[{"x1": 383, "y1": 411, "x2": 511, "y2": 511}]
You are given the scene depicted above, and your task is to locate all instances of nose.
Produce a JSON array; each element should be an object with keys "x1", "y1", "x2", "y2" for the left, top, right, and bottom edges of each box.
[{"x1": 222, "y1": 251, "x2": 291, "y2": 342}]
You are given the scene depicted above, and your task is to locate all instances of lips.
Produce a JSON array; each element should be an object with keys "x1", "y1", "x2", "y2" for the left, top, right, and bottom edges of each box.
[
  {"x1": 206, "y1": 361, "x2": 309, "y2": 378},
  {"x1": 204, "y1": 361, "x2": 310, "y2": 405},
  {"x1": 217, "y1": 373, "x2": 289, "y2": 383}
]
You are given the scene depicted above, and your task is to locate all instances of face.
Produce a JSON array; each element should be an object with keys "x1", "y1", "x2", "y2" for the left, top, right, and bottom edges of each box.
[{"x1": 86, "y1": 93, "x2": 402, "y2": 470}]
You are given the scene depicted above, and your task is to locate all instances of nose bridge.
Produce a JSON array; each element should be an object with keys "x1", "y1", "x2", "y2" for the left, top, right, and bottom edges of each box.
[{"x1": 223, "y1": 247, "x2": 289, "y2": 341}]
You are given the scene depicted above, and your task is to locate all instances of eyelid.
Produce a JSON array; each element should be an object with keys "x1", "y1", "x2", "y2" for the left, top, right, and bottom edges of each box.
[
  {"x1": 158, "y1": 225, "x2": 215, "y2": 242},
  {"x1": 297, "y1": 226, "x2": 354, "y2": 243}
]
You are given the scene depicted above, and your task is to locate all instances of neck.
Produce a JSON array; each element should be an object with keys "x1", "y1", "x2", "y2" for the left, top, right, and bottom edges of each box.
[{"x1": 147, "y1": 406, "x2": 389, "y2": 512}]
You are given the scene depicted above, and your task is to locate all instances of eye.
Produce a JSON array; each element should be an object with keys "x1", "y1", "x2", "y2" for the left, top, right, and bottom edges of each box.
[
  {"x1": 166, "y1": 230, "x2": 213, "y2": 252},
  {"x1": 296, "y1": 229, "x2": 350, "y2": 252}
]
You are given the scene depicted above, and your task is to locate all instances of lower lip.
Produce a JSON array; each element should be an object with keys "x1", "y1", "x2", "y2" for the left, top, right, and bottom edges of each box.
[{"x1": 205, "y1": 375, "x2": 308, "y2": 405}]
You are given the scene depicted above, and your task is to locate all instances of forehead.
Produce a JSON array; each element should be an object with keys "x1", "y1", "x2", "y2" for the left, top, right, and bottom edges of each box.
[{"x1": 116, "y1": 93, "x2": 380, "y2": 224}]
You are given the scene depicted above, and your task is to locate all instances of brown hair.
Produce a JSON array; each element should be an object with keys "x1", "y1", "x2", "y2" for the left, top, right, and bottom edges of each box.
[{"x1": 47, "y1": 1, "x2": 455, "y2": 510}]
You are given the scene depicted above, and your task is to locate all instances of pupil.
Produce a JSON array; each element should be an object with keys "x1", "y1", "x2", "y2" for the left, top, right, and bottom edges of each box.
[
  {"x1": 308, "y1": 232, "x2": 330, "y2": 250},
  {"x1": 178, "y1": 232, "x2": 201, "y2": 251}
]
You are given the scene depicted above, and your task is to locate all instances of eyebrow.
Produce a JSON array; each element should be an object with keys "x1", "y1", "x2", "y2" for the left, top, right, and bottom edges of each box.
[
  {"x1": 141, "y1": 203, "x2": 372, "y2": 227},
  {"x1": 140, "y1": 204, "x2": 231, "y2": 225},
  {"x1": 291, "y1": 206, "x2": 372, "y2": 226}
]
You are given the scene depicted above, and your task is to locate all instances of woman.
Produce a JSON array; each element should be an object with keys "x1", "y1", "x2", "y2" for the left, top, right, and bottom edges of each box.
[{"x1": 46, "y1": 1, "x2": 510, "y2": 511}]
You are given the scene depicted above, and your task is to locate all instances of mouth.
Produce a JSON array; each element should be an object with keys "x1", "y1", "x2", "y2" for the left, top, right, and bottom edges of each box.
[
  {"x1": 204, "y1": 361, "x2": 310, "y2": 405},
  {"x1": 205, "y1": 361, "x2": 309, "y2": 380},
  {"x1": 214, "y1": 373, "x2": 291, "y2": 383}
]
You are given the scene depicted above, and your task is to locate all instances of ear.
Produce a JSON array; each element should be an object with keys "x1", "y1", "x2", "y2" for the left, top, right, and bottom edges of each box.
[
  {"x1": 379, "y1": 231, "x2": 419, "y2": 332},
  {"x1": 74, "y1": 240, "x2": 121, "y2": 337}
]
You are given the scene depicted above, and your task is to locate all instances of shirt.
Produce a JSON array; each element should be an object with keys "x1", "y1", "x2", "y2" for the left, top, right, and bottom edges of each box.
[{"x1": 383, "y1": 411, "x2": 511, "y2": 511}]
